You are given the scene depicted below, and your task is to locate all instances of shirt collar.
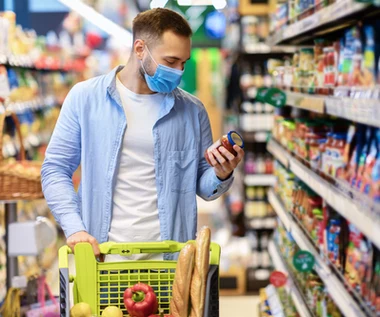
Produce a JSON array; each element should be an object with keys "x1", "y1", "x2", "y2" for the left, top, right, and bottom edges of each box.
[{"x1": 106, "y1": 65, "x2": 176, "y2": 115}]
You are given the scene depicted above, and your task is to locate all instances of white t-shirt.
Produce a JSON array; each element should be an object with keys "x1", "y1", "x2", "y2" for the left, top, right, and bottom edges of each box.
[{"x1": 107, "y1": 76, "x2": 164, "y2": 261}]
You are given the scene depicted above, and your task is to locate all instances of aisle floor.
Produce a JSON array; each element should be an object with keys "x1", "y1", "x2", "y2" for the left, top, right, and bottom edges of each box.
[{"x1": 220, "y1": 296, "x2": 260, "y2": 317}]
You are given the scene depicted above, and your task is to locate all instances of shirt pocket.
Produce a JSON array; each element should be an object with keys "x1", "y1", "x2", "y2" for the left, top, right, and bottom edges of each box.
[{"x1": 169, "y1": 149, "x2": 197, "y2": 193}]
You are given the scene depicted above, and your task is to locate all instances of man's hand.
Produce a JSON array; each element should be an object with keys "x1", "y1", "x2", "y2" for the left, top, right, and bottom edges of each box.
[
  {"x1": 67, "y1": 231, "x2": 101, "y2": 257},
  {"x1": 207, "y1": 145, "x2": 245, "y2": 180}
]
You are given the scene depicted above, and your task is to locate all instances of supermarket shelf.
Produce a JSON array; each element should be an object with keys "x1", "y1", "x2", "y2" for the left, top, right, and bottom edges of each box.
[
  {"x1": 267, "y1": 139, "x2": 290, "y2": 169},
  {"x1": 286, "y1": 92, "x2": 325, "y2": 114},
  {"x1": 244, "y1": 174, "x2": 277, "y2": 186},
  {"x1": 0, "y1": 96, "x2": 57, "y2": 115},
  {"x1": 0, "y1": 54, "x2": 73, "y2": 72},
  {"x1": 267, "y1": 0, "x2": 369, "y2": 45},
  {"x1": 242, "y1": 131, "x2": 270, "y2": 143},
  {"x1": 268, "y1": 241, "x2": 313, "y2": 317},
  {"x1": 269, "y1": 192, "x2": 368, "y2": 317},
  {"x1": 268, "y1": 189, "x2": 290, "y2": 232},
  {"x1": 247, "y1": 217, "x2": 277, "y2": 230},
  {"x1": 242, "y1": 44, "x2": 297, "y2": 55},
  {"x1": 285, "y1": 91, "x2": 380, "y2": 128},
  {"x1": 240, "y1": 113, "x2": 274, "y2": 132},
  {"x1": 267, "y1": 138, "x2": 380, "y2": 250}
]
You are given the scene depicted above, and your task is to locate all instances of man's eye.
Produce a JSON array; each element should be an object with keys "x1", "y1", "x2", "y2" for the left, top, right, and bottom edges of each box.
[{"x1": 166, "y1": 60, "x2": 175, "y2": 65}]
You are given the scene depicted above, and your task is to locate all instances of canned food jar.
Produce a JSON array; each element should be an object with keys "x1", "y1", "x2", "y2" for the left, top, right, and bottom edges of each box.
[{"x1": 205, "y1": 131, "x2": 244, "y2": 165}]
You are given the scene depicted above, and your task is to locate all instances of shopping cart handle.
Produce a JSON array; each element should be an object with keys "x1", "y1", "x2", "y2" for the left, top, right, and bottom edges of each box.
[
  {"x1": 98, "y1": 241, "x2": 220, "y2": 265},
  {"x1": 99, "y1": 240, "x2": 184, "y2": 256}
]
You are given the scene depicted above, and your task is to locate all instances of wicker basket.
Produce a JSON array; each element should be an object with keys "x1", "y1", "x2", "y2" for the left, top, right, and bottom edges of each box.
[{"x1": 0, "y1": 112, "x2": 43, "y2": 201}]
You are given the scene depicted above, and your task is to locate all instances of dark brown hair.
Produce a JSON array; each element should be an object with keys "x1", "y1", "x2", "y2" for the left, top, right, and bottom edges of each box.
[{"x1": 132, "y1": 8, "x2": 192, "y2": 45}]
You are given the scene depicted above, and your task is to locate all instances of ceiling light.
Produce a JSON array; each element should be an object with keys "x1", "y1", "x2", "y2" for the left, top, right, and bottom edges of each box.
[
  {"x1": 150, "y1": 0, "x2": 169, "y2": 8},
  {"x1": 59, "y1": 0, "x2": 133, "y2": 47},
  {"x1": 212, "y1": 0, "x2": 227, "y2": 9}
]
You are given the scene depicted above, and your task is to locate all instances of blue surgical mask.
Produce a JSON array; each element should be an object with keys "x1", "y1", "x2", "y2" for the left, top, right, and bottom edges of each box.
[{"x1": 141, "y1": 46, "x2": 184, "y2": 93}]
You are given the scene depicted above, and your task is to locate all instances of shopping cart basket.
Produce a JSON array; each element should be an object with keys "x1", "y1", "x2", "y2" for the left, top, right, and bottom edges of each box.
[{"x1": 59, "y1": 240, "x2": 221, "y2": 317}]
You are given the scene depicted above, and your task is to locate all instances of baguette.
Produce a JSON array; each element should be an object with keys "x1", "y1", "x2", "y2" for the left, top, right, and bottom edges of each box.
[
  {"x1": 189, "y1": 227, "x2": 211, "y2": 317},
  {"x1": 170, "y1": 243, "x2": 196, "y2": 317}
]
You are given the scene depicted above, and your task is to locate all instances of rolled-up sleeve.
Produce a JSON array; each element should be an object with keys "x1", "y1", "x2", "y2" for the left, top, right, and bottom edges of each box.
[
  {"x1": 41, "y1": 83, "x2": 86, "y2": 238},
  {"x1": 196, "y1": 108, "x2": 234, "y2": 201}
]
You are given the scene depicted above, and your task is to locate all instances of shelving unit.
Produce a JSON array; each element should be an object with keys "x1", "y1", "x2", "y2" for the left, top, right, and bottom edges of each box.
[
  {"x1": 244, "y1": 174, "x2": 277, "y2": 187},
  {"x1": 240, "y1": 113, "x2": 274, "y2": 132},
  {"x1": 267, "y1": 0, "x2": 371, "y2": 45},
  {"x1": 284, "y1": 91, "x2": 380, "y2": 128},
  {"x1": 267, "y1": 138, "x2": 380, "y2": 250},
  {"x1": 268, "y1": 189, "x2": 373, "y2": 317},
  {"x1": 268, "y1": 241, "x2": 313, "y2": 317}
]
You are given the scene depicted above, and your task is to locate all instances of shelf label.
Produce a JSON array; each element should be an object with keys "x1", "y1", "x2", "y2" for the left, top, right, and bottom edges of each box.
[
  {"x1": 293, "y1": 250, "x2": 315, "y2": 272},
  {"x1": 270, "y1": 271, "x2": 288, "y2": 288}
]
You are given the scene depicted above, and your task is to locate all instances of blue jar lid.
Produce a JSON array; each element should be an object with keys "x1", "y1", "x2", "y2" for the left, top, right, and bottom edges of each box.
[{"x1": 227, "y1": 131, "x2": 244, "y2": 149}]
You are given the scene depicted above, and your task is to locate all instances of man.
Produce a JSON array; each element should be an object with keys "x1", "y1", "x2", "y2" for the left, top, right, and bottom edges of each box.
[{"x1": 41, "y1": 8, "x2": 244, "y2": 260}]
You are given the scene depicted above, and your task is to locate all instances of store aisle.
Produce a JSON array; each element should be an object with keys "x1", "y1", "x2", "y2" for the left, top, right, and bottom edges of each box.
[{"x1": 220, "y1": 296, "x2": 260, "y2": 317}]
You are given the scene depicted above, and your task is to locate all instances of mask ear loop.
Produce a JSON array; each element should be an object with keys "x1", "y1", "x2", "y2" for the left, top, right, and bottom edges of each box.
[{"x1": 140, "y1": 44, "x2": 158, "y2": 76}]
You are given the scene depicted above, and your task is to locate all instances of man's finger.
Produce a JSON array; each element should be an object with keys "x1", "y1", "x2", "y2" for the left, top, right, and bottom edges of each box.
[
  {"x1": 212, "y1": 149, "x2": 226, "y2": 164},
  {"x1": 234, "y1": 145, "x2": 245, "y2": 161},
  {"x1": 218, "y1": 146, "x2": 235, "y2": 161},
  {"x1": 208, "y1": 152, "x2": 219, "y2": 166},
  {"x1": 89, "y1": 238, "x2": 101, "y2": 257}
]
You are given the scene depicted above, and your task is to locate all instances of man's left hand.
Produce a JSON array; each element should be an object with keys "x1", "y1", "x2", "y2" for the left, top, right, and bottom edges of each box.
[{"x1": 207, "y1": 145, "x2": 245, "y2": 181}]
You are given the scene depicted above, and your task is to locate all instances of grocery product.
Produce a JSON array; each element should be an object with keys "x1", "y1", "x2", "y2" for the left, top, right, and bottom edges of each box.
[
  {"x1": 268, "y1": 22, "x2": 380, "y2": 94},
  {"x1": 345, "y1": 223, "x2": 374, "y2": 297},
  {"x1": 355, "y1": 128, "x2": 373, "y2": 190},
  {"x1": 170, "y1": 243, "x2": 195, "y2": 317},
  {"x1": 273, "y1": 223, "x2": 343, "y2": 317},
  {"x1": 361, "y1": 129, "x2": 379, "y2": 195},
  {"x1": 101, "y1": 306, "x2": 123, "y2": 317},
  {"x1": 70, "y1": 302, "x2": 92, "y2": 317},
  {"x1": 204, "y1": 130, "x2": 244, "y2": 165},
  {"x1": 326, "y1": 216, "x2": 342, "y2": 269},
  {"x1": 190, "y1": 227, "x2": 211, "y2": 317},
  {"x1": 123, "y1": 283, "x2": 159, "y2": 317}
]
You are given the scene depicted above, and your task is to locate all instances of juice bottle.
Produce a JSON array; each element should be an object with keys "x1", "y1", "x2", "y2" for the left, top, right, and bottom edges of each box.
[
  {"x1": 321, "y1": 132, "x2": 334, "y2": 175},
  {"x1": 306, "y1": 196, "x2": 323, "y2": 234},
  {"x1": 327, "y1": 216, "x2": 342, "y2": 268},
  {"x1": 362, "y1": 25, "x2": 376, "y2": 87},
  {"x1": 340, "y1": 125, "x2": 356, "y2": 181},
  {"x1": 330, "y1": 133, "x2": 347, "y2": 178},
  {"x1": 347, "y1": 126, "x2": 366, "y2": 186},
  {"x1": 370, "y1": 129, "x2": 380, "y2": 202},
  {"x1": 356, "y1": 128, "x2": 372, "y2": 190},
  {"x1": 361, "y1": 129, "x2": 378, "y2": 195}
]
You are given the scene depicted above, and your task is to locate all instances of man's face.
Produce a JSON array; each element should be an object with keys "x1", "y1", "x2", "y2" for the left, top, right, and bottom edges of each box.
[{"x1": 138, "y1": 31, "x2": 191, "y2": 77}]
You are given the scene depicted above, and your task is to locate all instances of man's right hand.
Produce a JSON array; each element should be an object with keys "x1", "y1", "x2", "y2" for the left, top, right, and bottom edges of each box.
[{"x1": 67, "y1": 231, "x2": 101, "y2": 257}]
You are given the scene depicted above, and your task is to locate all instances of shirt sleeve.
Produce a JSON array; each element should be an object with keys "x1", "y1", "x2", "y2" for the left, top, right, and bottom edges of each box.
[
  {"x1": 41, "y1": 83, "x2": 86, "y2": 238},
  {"x1": 196, "y1": 107, "x2": 234, "y2": 201}
]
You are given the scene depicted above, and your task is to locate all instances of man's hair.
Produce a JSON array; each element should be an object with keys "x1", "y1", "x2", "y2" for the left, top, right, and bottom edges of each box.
[{"x1": 132, "y1": 8, "x2": 192, "y2": 45}]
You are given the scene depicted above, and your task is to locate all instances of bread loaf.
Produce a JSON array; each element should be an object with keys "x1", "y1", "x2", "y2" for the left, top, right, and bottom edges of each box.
[
  {"x1": 189, "y1": 227, "x2": 211, "y2": 317},
  {"x1": 170, "y1": 243, "x2": 196, "y2": 317}
]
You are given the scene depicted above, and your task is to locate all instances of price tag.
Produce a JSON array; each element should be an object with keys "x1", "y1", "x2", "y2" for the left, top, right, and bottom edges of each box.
[
  {"x1": 330, "y1": 0, "x2": 351, "y2": 19},
  {"x1": 270, "y1": 271, "x2": 288, "y2": 288},
  {"x1": 301, "y1": 13, "x2": 320, "y2": 33},
  {"x1": 293, "y1": 250, "x2": 315, "y2": 272}
]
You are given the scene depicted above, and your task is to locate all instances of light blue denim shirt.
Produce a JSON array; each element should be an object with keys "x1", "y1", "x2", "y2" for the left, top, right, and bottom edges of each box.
[{"x1": 41, "y1": 66, "x2": 233, "y2": 258}]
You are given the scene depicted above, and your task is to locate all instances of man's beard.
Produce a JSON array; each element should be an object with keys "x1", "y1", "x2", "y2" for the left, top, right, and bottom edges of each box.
[{"x1": 139, "y1": 57, "x2": 154, "y2": 80}]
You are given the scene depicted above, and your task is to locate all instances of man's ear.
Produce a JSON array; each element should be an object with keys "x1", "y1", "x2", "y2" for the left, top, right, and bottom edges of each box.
[{"x1": 134, "y1": 39, "x2": 145, "y2": 60}]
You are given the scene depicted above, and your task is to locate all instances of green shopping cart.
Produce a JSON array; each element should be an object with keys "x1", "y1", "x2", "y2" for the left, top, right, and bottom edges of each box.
[{"x1": 59, "y1": 241, "x2": 221, "y2": 317}]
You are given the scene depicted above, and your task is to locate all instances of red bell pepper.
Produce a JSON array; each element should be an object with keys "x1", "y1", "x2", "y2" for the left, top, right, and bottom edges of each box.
[{"x1": 123, "y1": 283, "x2": 158, "y2": 317}]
